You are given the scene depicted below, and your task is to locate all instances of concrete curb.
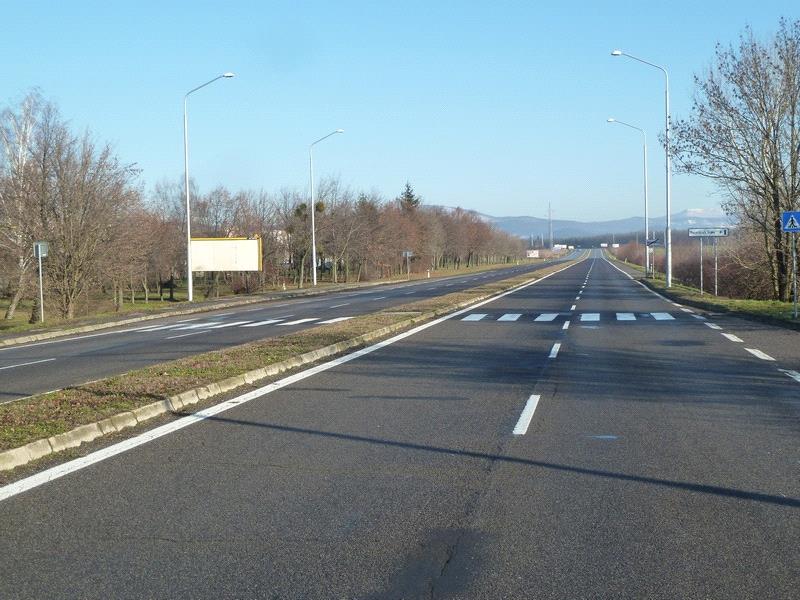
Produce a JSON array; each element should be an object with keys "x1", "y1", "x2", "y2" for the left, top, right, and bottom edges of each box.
[{"x1": 0, "y1": 264, "x2": 570, "y2": 472}]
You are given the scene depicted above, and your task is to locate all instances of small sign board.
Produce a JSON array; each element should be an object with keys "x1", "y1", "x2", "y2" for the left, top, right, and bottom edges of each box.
[
  {"x1": 401, "y1": 251, "x2": 413, "y2": 258},
  {"x1": 782, "y1": 212, "x2": 800, "y2": 233},
  {"x1": 526, "y1": 249, "x2": 539, "y2": 258},
  {"x1": 688, "y1": 228, "x2": 729, "y2": 237},
  {"x1": 33, "y1": 241, "x2": 49, "y2": 258}
]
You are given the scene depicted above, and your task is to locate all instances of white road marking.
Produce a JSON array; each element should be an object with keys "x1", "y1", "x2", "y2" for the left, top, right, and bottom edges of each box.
[
  {"x1": 616, "y1": 313, "x2": 636, "y2": 321},
  {"x1": 570, "y1": 304, "x2": 577, "y2": 311},
  {"x1": 651, "y1": 312, "x2": 675, "y2": 320},
  {"x1": 372, "y1": 296, "x2": 387, "y2": 301},
  {"x1": 0, "y1": 358, "x2": 56, "y2": 371},
  {"x1": 534, "y1": 313, "x2": 558, "y2": 322},
  {"x1": 277, "y1": 318, "x2": 320, "y2": 326},
  {"x1": 549, "y1": 343, "x2": 561, "y2": 358},
  {"x1": 207, "y1": 321, "x2": 252, "y2": 329},
  {"x1": 319, "y1": 317, "x2": 354, "y2": 324},
  {"x1": 241, "y1": 319, "x2": 285, "y2": 327},
  {"x1": 691, "y1": 314, "x2": 707, "y2": 320},
  {"x1": 575, "y1": 296, "x2": 580, "y2": 300},
  {"x1": 704, "y1": 322, "x2": 722, "y2": 330},
  {"x1": 779, "y1": 369, "x2": 800, "y2": 383},
  {"x1": 581, "y1": 313, "x2": 600, "y2": 322},
  {"x1": 175, "y1": 317, "x2": 201, "y2": 323},
  {"x1": 498, "y1": 314, "x2": 522, "y2": 322},
  {"x1": 404, "y1": 291, "x2": 415, "y2": 295},
  {"x1": 329, "y1": 303, "x2": 350, "y2": 308},
  {"x1": 512, "y1": 394, "x2": 541, "y2": 435},
  {"x1": 0, "y1": 258, "x2": 589, "y2": 503},
  {"x1": 562, "y1": 321, "x2": 570, "y2": 330},
  {"x1": 462, "y1": 313, "x2": 488, "y2": 321},
  {"x1": 137, "y1": 324, "x2": 183, "y2": 331},
  {"x1": 721, "y1": 333, "x2": 743, "y2": 343},
  {"x1": 165, "y1": 331, "x2": 206, "y2": 340},
  {"x1": 745, "y1": 348, "x2": 775, "y2": 361},
  {"x1": 680, "y1": 307, "x2": 694, "y2": 313},
  {"x1": 172, "y1": 322, "x2": 220, "y2": 330}
]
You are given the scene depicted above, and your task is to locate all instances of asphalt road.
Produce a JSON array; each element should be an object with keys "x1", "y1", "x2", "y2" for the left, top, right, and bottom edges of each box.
[
  {"x1": 0, "y1": 249, "x2": 797, "y2": 598},
  {"x1": 0, "y1": 256, "x2": 578, "y2": 403}
]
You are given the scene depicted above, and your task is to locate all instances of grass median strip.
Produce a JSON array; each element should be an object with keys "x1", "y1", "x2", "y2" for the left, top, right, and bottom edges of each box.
[{"x1": 0, "y1": 260, "x2": 578, "y2": 468}]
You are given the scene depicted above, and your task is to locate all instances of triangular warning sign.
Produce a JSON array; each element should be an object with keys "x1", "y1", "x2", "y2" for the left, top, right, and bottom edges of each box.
[{"x1": 787, "y1": 215, "x2": 800, "y2": 229}]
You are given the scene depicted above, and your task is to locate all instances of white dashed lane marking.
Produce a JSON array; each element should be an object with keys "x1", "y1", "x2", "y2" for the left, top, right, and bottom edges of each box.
[{"x1": 745, "y1": 348, "x2": 775, "y2": 361}]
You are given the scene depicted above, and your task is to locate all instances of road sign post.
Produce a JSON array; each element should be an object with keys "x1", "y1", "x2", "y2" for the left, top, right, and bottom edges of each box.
[
  {"x1": 781, "y1": 212, "x2": 800, "y2": 319},
  {"x1": 688, "y1": 228, "x2": 728, "y2": 296},
  {"x1": 402, "y1": 251, "x2": 413, "y2": 281}
]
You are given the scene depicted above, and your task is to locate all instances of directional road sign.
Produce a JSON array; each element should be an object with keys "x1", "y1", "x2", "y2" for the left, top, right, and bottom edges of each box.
[
  {"x1": 782, "y1": 212, "x2": 800, "y2": 233},
  {"x1": 688, "y1": 228, "x2": 729, "y2": 237}
]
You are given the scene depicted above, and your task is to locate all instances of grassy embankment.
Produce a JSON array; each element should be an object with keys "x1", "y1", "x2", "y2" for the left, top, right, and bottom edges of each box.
[
  {"x1": 0, "y1": 259, "x2": 577, "y2": 453},
  {"x1": 607, "y1": 251, "x2": 800, "y2": 327},
  {"x1": 0, "y1": 259, "x2": 542, "y2": 336}
]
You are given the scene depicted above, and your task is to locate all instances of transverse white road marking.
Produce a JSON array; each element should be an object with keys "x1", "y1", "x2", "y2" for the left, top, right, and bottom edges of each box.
[
  {"x1": 0, "y1": 358, "x2": 56, "y2": 371},
  {"x1": 651, "y1": 312, "x2": 675, "y2": 320},
  {"x1": 241, "y1": 319, "x2": 285, "y2": 327},
  {"x1": 498, "y1": 314, "x2": 522, "y2": 322},
  {"x1": 549, "y1": 343, "x2": 561, "y2": 358},
  {"x1": 512, "y1": 395, "x2": 541, "y2": 435},
  {"x1": 581, "y1": 313, "x2": 600, "y2": 322},
  {"x1": 779, "y1": 369, "x2": 800, "y2": 383},
  {"x1": 534, "y1": 313, "x2": 558, "y2": 322},
  {"x1": 277, "y1": 318, "x2": 320, "y2": 326},
  {"x1": 207, "y1": 321, "x2": 252, "y2": 329},
  {"x1": 462, "y1": 313, "x2": 488, "y2": 321},
  {"x1": 319, "y1": 316, "x2": 354, "y2": 324},
  {"x1": 616, "y1": 313, "x2": 636, "y2": 321},
  {"x1": 721, "y1": 333, "x2": 744, "y2": 343},
  {"x1": 745, "y1": 348, "x2": 775, "y2": 361},
  {"x1": 704, "y1": 322, "x2": 722, "y2": 330},
  {"x1": 562, "y1": 321, "x2": 570, "y2": 330}
]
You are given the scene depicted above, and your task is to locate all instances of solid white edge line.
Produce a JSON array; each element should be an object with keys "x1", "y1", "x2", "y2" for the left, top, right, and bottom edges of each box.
[
  {"x1": 0, "y1": 358, "x2": 56, "y2": 371},
  {"x1": 512, "y1": 394, "x2": 541, "y2": 435},
  {"x1": 0, "y1": 257, "x2": 586, "y2": 502},
  {"x1": 744, "y1": 348, "x2": 775, "y2": 361},
  {"x1": 549, "y1": 343, "x2": 561, "y2": 358}
]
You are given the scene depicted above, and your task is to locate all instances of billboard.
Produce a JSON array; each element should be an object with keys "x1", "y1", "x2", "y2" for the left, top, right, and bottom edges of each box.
[
  {"x1": 526, "y1": 249, "x2": 539, "y2": 258},
  {"x1": 190, "y1": 237, "x2": 262, "y2": 272}
]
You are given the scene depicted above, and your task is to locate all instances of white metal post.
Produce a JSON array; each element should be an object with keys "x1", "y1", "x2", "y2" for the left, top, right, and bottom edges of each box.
[
  {"x1": 37, "y1": 253, "x2": 44, "y2": 323},
  {"x1": 714, "y1": 237, "x2": 718, "y2": 296},
  {"x1": 794, "y1": 234, "x2": 798, "y2": 319},
  {"x1": 699, "y1": 237, "x2": 704, "y2": 295}
]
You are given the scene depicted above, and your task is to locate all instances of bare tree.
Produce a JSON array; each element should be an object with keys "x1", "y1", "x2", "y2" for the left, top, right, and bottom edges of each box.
[{"x1": 672, "y1": 19, "x2": 800, "y2": 300}]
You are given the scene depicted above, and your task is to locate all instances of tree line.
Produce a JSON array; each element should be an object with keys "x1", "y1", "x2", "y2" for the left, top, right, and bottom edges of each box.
[{"x1": 0, "y1": 92, "x2": 525, "y2": 321}]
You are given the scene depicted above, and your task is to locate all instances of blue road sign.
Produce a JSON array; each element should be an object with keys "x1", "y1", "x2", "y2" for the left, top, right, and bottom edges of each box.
[{"x1": 782, "y1": 211, "x2": 800, "y2": 232}]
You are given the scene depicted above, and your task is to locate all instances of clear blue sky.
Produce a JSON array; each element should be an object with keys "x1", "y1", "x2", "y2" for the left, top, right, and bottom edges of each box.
[{"x1": 1, "y1": 1, "x2": 795, "y2": 220}]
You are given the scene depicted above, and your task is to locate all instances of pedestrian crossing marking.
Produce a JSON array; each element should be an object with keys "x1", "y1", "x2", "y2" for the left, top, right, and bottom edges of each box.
[
  {"x1": 581, "y1": 313, "x2": 600, "y2": 322},
  {"x1": 616, "y1": 313, "x2": 635, "y2": 321},
  {"x1": 462, "y1": 313, "x2": 488, "y2": 321},
  {"x1": 534, "y1": 313, "x2": 558, "y2": 322},
  {"x1": 651, "y1": 313, "x2": 675, "y2": 320},
  {"x1": 498, "y1": 313, "x2": 522, "y2": 322}
]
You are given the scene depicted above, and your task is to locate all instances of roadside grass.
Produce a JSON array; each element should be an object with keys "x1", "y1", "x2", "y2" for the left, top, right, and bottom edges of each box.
[
  {"x1": 605, "y1": 251, "x2": 800, "y2": 328},
  {"x1": 0, "y1": 260, "x2": 576, "y2": 452},
  {"x1": 0, "y1": 259, "x2": 545, "y2": 337}
]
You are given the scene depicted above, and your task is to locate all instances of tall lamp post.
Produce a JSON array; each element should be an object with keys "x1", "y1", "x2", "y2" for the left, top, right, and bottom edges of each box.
[
  {"x1": 183, "y1": 72, "x2": 235, "y2": 302},
  {"x1": 308, "y1": 129, "x2": 344, "y2": 286},
  {"x1": 611, "y1": 49, "x2": 672, "y2": 287},
  {"x1": 607, "y1": 118, "x2": 650, "y2": 277}
]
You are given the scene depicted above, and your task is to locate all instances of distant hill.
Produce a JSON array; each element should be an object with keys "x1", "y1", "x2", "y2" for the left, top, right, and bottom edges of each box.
[{"x1": 458, "y1": 207, "x2": 733, "y2": 239}]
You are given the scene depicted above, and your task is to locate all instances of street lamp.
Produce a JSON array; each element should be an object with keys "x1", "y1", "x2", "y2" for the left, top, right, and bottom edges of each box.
[
  {"x1": 607, "y1": 117, "x2": 650, "y2": 277},
  {"x1": 183, "y1": 72, "x2": 235, "y2": 302},
  {"x1": 611, "y1": 49, "x2": 672, "y2": 287},
  {"x1": 308, "y1": 129, "x2": 344, "y2": 286}
]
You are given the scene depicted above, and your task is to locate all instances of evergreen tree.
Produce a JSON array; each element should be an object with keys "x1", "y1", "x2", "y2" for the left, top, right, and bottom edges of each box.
[{"x1": 398, "y1": 181, "x2": 421, "y2": 211}]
